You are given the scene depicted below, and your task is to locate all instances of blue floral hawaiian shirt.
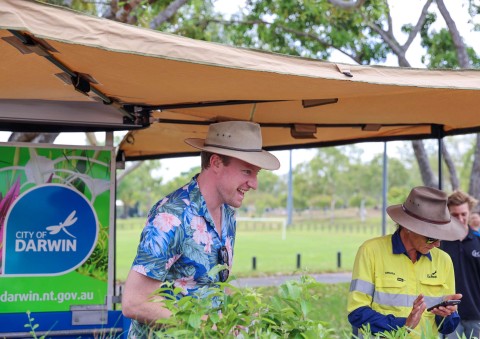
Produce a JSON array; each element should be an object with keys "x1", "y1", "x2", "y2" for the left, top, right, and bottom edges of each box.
[{"x1": 127, "y1": 175, "x2": 236, "y2": 338}]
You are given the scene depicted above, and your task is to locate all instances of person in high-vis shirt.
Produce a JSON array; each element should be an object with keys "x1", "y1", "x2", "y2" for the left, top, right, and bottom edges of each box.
[{"x1": 347, "y1": 186, "x2": 468, "y2": 338}]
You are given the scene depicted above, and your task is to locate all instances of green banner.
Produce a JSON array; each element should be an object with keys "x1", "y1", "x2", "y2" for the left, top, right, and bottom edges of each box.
[{"x1": 0, "y1": 143, "x2": 113, "y2": 313}]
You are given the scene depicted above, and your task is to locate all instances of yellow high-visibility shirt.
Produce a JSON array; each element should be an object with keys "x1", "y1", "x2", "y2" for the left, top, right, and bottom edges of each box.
[{"x1": 347, "y1": 231, "x2": 457, "y2": 338}]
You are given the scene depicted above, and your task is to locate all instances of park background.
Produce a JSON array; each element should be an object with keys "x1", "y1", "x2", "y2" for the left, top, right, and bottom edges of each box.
[{"x1": 2, "y1": 0, "x2": 479, "y2": 337}]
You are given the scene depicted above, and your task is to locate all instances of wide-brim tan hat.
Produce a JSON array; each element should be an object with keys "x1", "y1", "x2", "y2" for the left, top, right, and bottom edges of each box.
[
  {"x1": 185, "y1": 121, "x2": 280, "y2": 170},
  {"x1": 387, "y1": 186, "x2": 467, "y2": 241}
]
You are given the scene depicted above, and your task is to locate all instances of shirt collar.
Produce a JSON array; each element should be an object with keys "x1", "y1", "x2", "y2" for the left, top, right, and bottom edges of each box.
[
  {"x1": 189, "y1": 174, "x2": 207, "y2": 218},
  {"x1": 466, "y1": 226, "x2": 478, "y2": 240},
  {"x1": 392, "y1": 228, "x2": 432, "y2": 261},
  {"x1": 189, "y1": 174, "x2": 228, "y2": 225}
]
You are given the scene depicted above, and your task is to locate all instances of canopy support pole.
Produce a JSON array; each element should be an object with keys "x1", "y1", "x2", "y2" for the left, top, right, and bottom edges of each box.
[
  {"x1": 287, "y1": 150, "x2": 293, "y2": 226},
  {"x1": 432, "y1": 124, "x2": 445, "y2": 190},
  {"x1": 438, "y1": 138, "x2": 443, "y2": 190},
  {"x1": 381, "y1": 142, "x2": 388, "y2": 236}
]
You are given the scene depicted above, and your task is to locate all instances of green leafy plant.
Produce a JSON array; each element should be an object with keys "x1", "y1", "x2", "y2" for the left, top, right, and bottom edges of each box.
[
  {"x1": 356, "y1": 323, "x2": 413, "y2": 339},
  {"x1": 356, "y1": 318, "x2": 477, "y2": 339},
  {"x1": 149, "y1": 274, "x2": 337, "y2": 338},
  {"x1": 24, "y1": 310, "x2": 124, "y2": 339},
  {"x1": 24, "y1": 311, "x2": 46, "y2": 339}
]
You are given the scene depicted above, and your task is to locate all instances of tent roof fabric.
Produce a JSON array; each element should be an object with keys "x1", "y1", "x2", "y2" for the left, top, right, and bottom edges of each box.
[{"x1": 2, "y1": 0, "x2": 480, "y2": 160}]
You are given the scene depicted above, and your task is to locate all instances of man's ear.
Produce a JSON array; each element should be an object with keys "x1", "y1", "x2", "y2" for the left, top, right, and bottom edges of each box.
[{"x1": 210, "y1": 154, "x2": 223, "y2": 171}]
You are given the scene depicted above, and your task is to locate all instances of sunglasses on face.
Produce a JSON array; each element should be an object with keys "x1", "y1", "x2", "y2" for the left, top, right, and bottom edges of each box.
[
  {"x1": 425, "y1": 237, "x2": 439, "y2": 244},
  {"x1": 218, "y1": 246, "x2": 229, "y2": 282}
]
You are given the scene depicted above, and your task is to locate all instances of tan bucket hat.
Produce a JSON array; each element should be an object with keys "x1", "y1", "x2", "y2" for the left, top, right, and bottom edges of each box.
[
  {"x1": 387, "y1": 186, "x2": 467, "y2": 241},
  {"x1": 184, "y1": 121, "x2": 280, "y2": 170}
]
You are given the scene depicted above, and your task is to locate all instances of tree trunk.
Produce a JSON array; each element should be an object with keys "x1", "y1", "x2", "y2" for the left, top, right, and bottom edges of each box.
[
  {"x1": 435, "y1": 0, "x2": 470, "y2": 69},
  {"x1": 437, "y1": 0, "x2": 478, "y2": 198},
  {"x1": 441, "y1": 140, "x2": 459, "y2": 191},
  {"x1": 150, "y1": 0, "x2": 189, "y2": 29},
  {"x1": 117, "y1": 161, "x2": 143, "y2": 184},
  {"x1": 368, "y1": 1, "x2": 439, "y2": 191},
  {"x1": 8, "y1": 132, "x2": 59, "y2": 143},
  {"x1": 412, "y1": 140, "x2": 437, "y2": 188}
]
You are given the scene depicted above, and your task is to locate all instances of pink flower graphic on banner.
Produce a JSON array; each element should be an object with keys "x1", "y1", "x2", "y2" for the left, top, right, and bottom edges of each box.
[
  {"x1": 174, "y1": 276, "x2": 196, "y2": 295},
  {"x1": 165, "y1": 254, "x2": 181, "y2": 270},
  {"x1": 0, "y1": 177, "x2": 21, "y2": 265},
  {"x1": 152, "y1": 213, "x2": 181, "y2": 233}
]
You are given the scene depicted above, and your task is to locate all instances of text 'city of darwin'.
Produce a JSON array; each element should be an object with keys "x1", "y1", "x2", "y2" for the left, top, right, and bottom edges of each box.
[{"x1": 15, "y1": 239, "x2": 77, "y2": 252}]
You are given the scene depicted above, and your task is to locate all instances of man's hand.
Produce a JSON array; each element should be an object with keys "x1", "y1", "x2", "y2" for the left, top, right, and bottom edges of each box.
[
  {"x1": 405, "y1": 294, "x2": 427, "y2": 330},
  {"x1": 122, "y1": 270, "x2": 172, "y2": 326},
  {"x1": 429, "y1": 293, "x2": 462, "y2": 318}
]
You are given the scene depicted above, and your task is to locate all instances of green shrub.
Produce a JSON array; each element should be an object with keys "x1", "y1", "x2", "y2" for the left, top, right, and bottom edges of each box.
[
  {"x1": 146, "y1": 273, "x2": 469, "y2": 339},
  {"x1": 152, "y1": 274, "x2": 338, "y2": 338}
]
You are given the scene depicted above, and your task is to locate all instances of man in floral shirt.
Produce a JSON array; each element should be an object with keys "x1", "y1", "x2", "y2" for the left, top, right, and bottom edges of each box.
[{"x1": 122, "y1": 121, "x2": 280, "y2": 338}]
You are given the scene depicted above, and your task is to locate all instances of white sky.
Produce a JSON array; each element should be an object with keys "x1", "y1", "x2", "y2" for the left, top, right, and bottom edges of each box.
[{"x1": 1, "y1": 0, "x2": 478, "y2": 182}]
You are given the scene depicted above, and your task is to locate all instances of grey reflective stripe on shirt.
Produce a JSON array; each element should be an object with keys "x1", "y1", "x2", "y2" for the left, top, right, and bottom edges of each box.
[
  {"x1": 351, "y1": 279, "x2": 444, "y2": 308},
  {"x1": 374, "y1": 291, "x2": 416, "y2": 307},
  {"x1": 374, "y1": 292, "x2": 444, "y2": 308},
  {"x1": 350, "y1": 279, "x2": 375, "y2": 296}
]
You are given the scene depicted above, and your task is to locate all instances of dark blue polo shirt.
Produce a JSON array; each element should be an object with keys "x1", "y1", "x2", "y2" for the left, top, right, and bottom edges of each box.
[{"x1": 441, "y1": 227, "x2": 480, "y2": 321}]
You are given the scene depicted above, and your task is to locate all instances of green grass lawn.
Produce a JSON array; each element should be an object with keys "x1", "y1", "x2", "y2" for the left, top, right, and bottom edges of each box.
[
  {"x1": 231, "y1": 230, "x2": 374, "y2": 277},
  {"x1": 115, "y1": 216, "x2": 387, "y2": 281},
  {"x1": 115, "y1": 219, "x2": 144, "y2": 281}
]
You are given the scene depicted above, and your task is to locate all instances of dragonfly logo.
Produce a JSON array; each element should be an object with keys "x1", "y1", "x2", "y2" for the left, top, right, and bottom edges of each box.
[
  {"x1": 46, "y1": 211, "x2": 77, "y2": 238},
  {"x1": 3, "y1": 184, "x2": 98, "y2": 276}
]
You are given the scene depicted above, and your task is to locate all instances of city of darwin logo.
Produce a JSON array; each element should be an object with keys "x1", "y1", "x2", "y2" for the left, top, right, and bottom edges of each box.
[{"x1": 2, "y1": 184, "x2": 98, "y2": 275}]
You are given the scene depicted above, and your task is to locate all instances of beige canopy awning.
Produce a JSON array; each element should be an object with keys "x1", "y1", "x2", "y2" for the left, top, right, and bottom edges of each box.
[{"x1": 2, "y1": 0, "x2": 480, "y2": 161}]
